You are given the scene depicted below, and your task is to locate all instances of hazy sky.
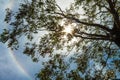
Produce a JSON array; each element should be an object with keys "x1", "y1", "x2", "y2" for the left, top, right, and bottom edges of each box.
[{"x1": 0, "y1": 0, "x2": 74, "y2": 80}]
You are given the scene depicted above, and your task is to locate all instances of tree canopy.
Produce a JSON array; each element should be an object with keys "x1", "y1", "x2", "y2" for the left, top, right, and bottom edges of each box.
[{"x1": 1, "y1": 0, "x2": 120, "y2": 79}]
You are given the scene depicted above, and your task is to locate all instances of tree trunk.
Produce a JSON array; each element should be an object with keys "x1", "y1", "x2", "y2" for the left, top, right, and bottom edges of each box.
[
  {"x1": 114, "y1": 34, "x2": 120, "y2": 48},
  {"x1": 112, "y1": 22, "x2": 120, "y2": 48}
]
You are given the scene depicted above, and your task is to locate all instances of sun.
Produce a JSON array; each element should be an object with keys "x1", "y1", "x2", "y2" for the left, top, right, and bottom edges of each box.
[{"x1": 63, "y1": 25, "x2": 73, "y2": 34}]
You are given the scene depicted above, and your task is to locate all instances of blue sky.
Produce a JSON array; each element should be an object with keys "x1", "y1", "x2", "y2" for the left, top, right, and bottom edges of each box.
[{"x1": 0, "y1": 0, "x2": 43, "y2": 80}]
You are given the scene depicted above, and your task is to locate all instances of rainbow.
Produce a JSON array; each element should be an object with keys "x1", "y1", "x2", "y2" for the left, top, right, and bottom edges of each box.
[
  {"x1": 4, "y1": 0, "x2": 33, "y2": 80},
  {"x1": 8, "y1": 49, "x2": 33, "y2": 80}
]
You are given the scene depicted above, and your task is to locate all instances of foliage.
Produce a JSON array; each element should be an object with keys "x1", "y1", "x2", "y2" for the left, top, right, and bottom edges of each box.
[{"x1": 0, "y1": 0, "x2": 120, "y2": 79}]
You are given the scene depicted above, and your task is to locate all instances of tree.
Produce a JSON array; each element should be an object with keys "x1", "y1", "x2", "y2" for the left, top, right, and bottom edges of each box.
[{"x1": 1, "y1": 0, "x2": 120, "y2": 79}]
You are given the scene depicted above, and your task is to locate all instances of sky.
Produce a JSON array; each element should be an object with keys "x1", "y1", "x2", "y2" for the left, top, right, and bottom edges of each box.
[
  {"x1": 0, "y1": 0, "x2": 43, "y2": 80},
  {"x1": 0, "y1": 0, "x2": 74, "y2": 80}
]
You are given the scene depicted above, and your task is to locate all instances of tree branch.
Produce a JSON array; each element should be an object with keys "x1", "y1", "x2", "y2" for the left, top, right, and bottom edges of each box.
[
  {"x1": 74, "y1": 34, "x2": 110, "y2": 41},
  {"x1": 106, "y1": 0, "x2": 120, "y2": 29},
  {"x1": 54, "y1": 12, "x2": 112, "y2": 32},
  {"x1": 77, "y1": 31, "x2": 108, "y2": 38}
]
